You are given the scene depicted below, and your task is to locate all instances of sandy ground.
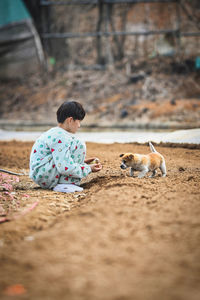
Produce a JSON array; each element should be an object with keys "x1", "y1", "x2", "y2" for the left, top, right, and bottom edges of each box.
[{"x1": 0, "y1": 141, "x2": 200, "y2": 300}]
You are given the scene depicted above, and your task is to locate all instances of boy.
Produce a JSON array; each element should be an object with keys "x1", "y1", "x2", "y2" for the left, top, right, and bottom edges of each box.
[{"x1": 30, "y1": 101, "x2": 102, "y2": 193}]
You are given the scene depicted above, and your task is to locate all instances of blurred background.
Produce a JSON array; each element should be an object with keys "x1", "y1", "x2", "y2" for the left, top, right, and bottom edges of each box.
[{"x1": 0, "y1": 0, "x2": 200, "y2": 131}]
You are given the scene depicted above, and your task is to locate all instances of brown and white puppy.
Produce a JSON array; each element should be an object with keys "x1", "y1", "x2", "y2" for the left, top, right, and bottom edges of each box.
[{"x1": 120, "y1": 142, "x2": 166, "y2": 178}]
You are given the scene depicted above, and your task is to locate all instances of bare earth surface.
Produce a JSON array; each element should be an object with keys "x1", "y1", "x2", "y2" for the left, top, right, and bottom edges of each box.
[{"x1": 0, "y1": 141, "x2": 200, "y2": 300}]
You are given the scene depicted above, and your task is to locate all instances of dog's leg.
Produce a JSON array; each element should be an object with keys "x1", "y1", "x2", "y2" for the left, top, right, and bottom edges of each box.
[
  {"x1": 160, "y1": 161, "x2": 167, "y2": 177},
  {"x1": 138, "y1": 167, "x2": 148, "y2": 178},
  {"x1": 130, "y1": 168, "x2": 134, "y2": 177},
  {"x1": 149, "y1": 170, "x2": 156, "y2": 178}
]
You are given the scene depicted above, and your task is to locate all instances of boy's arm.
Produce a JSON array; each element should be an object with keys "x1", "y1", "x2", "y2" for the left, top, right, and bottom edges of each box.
[{"x1": 51, "y1": 141, "x2": 91, "y2": 179}]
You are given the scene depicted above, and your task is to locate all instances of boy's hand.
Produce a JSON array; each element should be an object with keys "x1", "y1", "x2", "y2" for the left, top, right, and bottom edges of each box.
[
  {"x1": 85, "y1": 157, "x2": 100, "y2": 164},
  {"x1": 90, "y1": 163, "x2": 102, "y2": 172}
]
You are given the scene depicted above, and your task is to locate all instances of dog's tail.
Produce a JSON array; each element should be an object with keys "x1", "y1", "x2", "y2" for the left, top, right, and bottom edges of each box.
[{"x1": 149, "y1": 142, "x2": 157, "y2": 153}]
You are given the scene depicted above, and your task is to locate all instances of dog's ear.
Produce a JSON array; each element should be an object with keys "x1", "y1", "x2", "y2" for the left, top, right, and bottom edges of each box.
[
  {"x1": 128, "y1": 154, "x2": 134, "y2": 160},
  {"x1": 119, "y1": 154, "x2": 124, "y2": 157}
]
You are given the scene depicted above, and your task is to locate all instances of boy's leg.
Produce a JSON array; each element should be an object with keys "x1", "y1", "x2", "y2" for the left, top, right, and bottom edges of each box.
[
  {"x1": 31, "y1": 160, "x2": 60, "y2": 189},
  {"x1": 58, "y1": 138, "x2": 87, "y2": 187}
]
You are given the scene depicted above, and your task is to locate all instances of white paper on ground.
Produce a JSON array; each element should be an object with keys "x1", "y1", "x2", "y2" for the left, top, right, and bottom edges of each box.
[{"x1": 53, "y1": 183, "x2": 83, "y2": 193}]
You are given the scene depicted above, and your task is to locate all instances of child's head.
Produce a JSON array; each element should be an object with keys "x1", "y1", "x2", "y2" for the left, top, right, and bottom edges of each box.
[
  {"x1": 57, "y1": 101, "x2": 85, "y2": 123},
  {"x1": 57, "y1": 101, "x2": 85, "y2": 133}
]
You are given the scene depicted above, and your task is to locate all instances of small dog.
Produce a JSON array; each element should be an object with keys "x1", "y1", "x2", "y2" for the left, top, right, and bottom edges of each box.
[{"x1": 120, "y1": 142, "x2": 166, "y2": 178}]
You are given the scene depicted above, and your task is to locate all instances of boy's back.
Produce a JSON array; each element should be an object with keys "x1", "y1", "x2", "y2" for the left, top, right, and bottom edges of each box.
[{"x1": 30, "y1": 126, "x2": 91, "y2": 189}]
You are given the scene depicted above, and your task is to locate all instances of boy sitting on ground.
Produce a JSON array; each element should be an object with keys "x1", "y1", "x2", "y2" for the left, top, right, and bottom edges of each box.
[{"x1": 29, "y1": 101, "x2": 102, "y2": 193}]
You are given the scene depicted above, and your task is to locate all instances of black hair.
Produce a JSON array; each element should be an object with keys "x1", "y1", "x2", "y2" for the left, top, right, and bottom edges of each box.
[{"x1": 57, "y1": 101, "x2": 85, "y2": 123}]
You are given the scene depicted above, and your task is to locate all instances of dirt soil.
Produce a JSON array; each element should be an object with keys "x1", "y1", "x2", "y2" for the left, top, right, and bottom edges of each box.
[{"x1": 0, "y1": 141, "x2": 200, "y2": 300}]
